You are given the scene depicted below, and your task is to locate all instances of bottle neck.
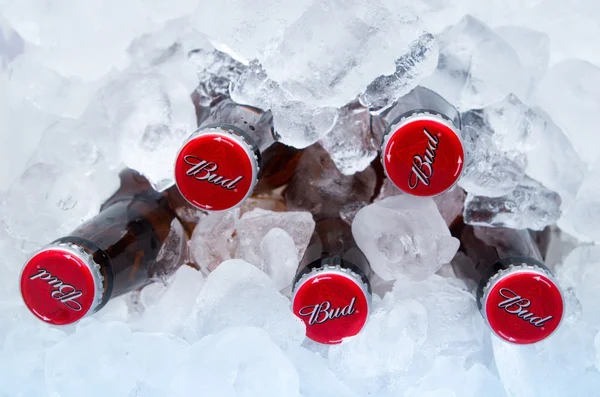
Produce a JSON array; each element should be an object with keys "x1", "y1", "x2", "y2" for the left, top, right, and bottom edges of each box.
[
  {"x1": 452, "y1": 222, "x2": 544, "y2": 285},
  {"x1": 296, "y1": 218, "x2": 372, "y2": 285},
  {"x1": 200, "y1": 99, "x2": 276, "y2": 153},
  {"x1": 380, "y1": 86, "x2": 461, "y2": 131}
]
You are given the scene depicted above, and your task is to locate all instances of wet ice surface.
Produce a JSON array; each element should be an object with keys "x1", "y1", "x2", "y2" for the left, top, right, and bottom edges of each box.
[{"x1": 1, "y1": 0, "x2": 600, "y2": 396}]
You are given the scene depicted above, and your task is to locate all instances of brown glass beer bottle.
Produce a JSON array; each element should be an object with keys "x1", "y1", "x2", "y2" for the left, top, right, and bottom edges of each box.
[
  {"x1": 20, "y1": 169, "x2": 192, "y2": 326},
  {"x1": 375, "y1": 86, "x2": 465, "y2": 197},
  {"x1": 452, "y1": 221, "x2": 564, "y2": 344},
  {"x1": 174, "y1": 98, "x2": 301, "y2": 212},
  {"x1": 291, "y1": 217, "x2": 373, "y2": 345}
]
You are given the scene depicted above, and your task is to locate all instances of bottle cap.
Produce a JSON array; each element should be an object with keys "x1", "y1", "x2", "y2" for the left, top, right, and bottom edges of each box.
[
  {"x1": 480, "y1": 262, "x2": 564, "y2": 344},
  {"x1": 174, "y1": 125, "x2": 260, "y2": 212},
  {"x1": 292, "y1": 264, "x2": 371, "y2": 345},
  {"x1": 19, "y1": 243, "x2": 105, "y2": 326},
  {"x1": 381, "y1": 111, "x2": 464, "y2": 197}
]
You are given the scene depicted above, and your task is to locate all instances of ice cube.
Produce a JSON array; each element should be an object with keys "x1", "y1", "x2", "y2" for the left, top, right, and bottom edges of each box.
[
  {"x1": 101, "y1": 69, "x2": 196, "y2": 191},
  {"x1": 0, "y1": 73, "x2": 58, "y2": 191},
  {"x1": 404, "y1": 357, "x2": 506, "y2": 397},
  {"x1": 534, "y1": 59, "x2": 600, "y2": 165},
  {"x1": 319, "y1": 101, "x2": 379, "y2": 175},
  {"x1": 352, "y1": 195, "x2": 459, "y2": 281},
  {"x1": 188, "y1": 259, "x2": 305, "y2": 348},
  {"x1": 459, "y1": 94, "x2": 585, "y2": 205},
  {"x1": 523, "y1": 108, "x2": 586, "y2": 206},
  {"x1": 1, "y1": 163, "x2": 106, "y2": 247},
  {"x1": 287, "y1": 345, "x2": 360, "y2": 397},
  {"x1": 329, "y1": 275, "x2": 485, "y2": 395},
  {"x1": 168, "y1": 326, "x2": 300, "y2": 397},
  {"x1": 494, "y1": 25, "x2": 550, "y2": 100},
  {"x1": 190, "y1": 0, "x2": 312, "y2": 62},
  {"x1": 492, "y1": 323, "x2": 600, "y2": 397},
  {"x1": 463, "y1": 176, "x2": 561, "y2": 231},
  {"x1": 259, "y1": 228, "x2": 299, "y2": 291},
  {"x1": 3, "y1": 0, "x2": 151, "y2": 80},
  {"x1": 390, "y1": 276, "x2": 485, "y2": 360},
  {"x1": 0, "y1": 21, "x2": 24, "y2": 68},
  {"x1": 261, "y1": 0, "x2": 428, "y2": 109},
  {"x1": 235, "y1": 208, "x2": 315, "y2": 277},
  {"x1": 285, "y1": 143, "x2": 377, "y2": 219},
  {"x1": 559, "y1": 157, "x2": 600, "y2": 242},
  {"x1": 359, "y1": 33, "x2": 439, "y2": 110},
  {"x1": 421, "y1": 15, "x2": 527, "y2": 110},
  {"x1": 45, "y1": 321, "x2": 136, "y2": 397},
  {"x1": 557, "y1": 245, "x2": 600, "y2": 327},
  {"x1": 7, "y1": 54, "x2": 101, "y2": 118},
  {"x1": 128, "y1": 332, "x2": 189, "y2": 395},
  {"x1": 189, "y1": 209, "x2": 239, "y2": 273},
  {"x1": 0, "y1": 323, "x2": 66, "y2": 397},
  {"x1": 458, "y1": 107, "x2": 527, "y2": 197},
  {"x1": 231, "y1": 61, "x2": 338, "y2": 148}
]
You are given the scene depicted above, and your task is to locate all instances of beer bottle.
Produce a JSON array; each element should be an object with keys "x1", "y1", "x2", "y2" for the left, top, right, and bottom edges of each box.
[
  {"x1": 452, "y1": 221, "x2": 564, "y2": 344},
  {"x1": 175, "y1": 98, "x2": 300, "y2": 212},
  {"x1": 291, "y1": 217, "x2": 373, "y2": 344},
  {"x1": 376, "y1": 86, "x2": 465, "y2": 197},
  {"x1": 20, "y1": 169, "x2": 192, "y2": 325}
]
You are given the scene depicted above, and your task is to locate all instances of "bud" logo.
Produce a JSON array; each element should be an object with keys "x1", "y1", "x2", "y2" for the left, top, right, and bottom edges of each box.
[
  {"x1": 298, "y1": 297, "x2": 357, "y2": 326},
  {"x1": 408, "y1": 128, "x2": 439, "y2": 189},
  {"x1": 184, "y1": 155, "x2": 244, "y2": 190},
  {"x1": 29, "y1": 269, "x2": 84, "y2": 311},
  {"x1": 496, "y1": 288, "x2": 553, "y2": 327}
]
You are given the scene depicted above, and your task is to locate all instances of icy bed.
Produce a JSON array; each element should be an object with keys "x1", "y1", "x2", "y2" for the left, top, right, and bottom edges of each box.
[{"x1": 1, "y1": 0, "x2": 600, "y2": 396}]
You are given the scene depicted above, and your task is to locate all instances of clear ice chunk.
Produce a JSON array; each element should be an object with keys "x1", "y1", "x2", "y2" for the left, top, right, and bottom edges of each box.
[
  {"x1": 459, "y1": 94, "x2": 585, "y2": 205},
  {"x1": 101, "y1": 69, "x2": 196, "y2": 191},
  {"x1": 329, "y1": 275, "x2": 485, "y2": 395},
  {"x1": 189, "y1": 259, "x2": 306, "y2": 348},
  {"x1": 190, "y1": 0, "x2": 312, "y2": 62},
  {"x1": 464, "y1": 176, "x2": 562, "y2": 231},
  {"x1": 2, "y1": 0, "x2": 153, "y2": 80},
  {"x1": 261, "y1": 0, "x2": 429, "y2": 109},
  {"x1": 559, "y1": 158, "x2": 600, "y2": 242},
  {"x1": 319, "y1": 101, "x2": 379, "y2": 175},
  {"x1": 234, "y1": 208, "x2": 315, "y2": 282},
  {"x1": 0, "y1": 21, "x2": 24, "y2": 68},
  {"x1": 189, "y1": 209, "x2": 239, "y2": 273},
  {"x1": 533, "y1": 59, "x2": 600, "y2": 165},
  {"x1": 287, "y1": 346, "x2": 360, "y2": 397},
  {"x1": 352, "y1": 195, "x2": 460, "y2": 281},
  {"x1": 7, "y1": 54, "x2": 101, "y2": 118},
  {"x1": 169, "y1": 326, "x2": 300, "y2": 397},
  {"x1": 421, "y1": 15, "x2": 527, "y2": 110},
  {"x1": 45, "y1": 321, "x2": 137, "y2": 397},
  {"x1": 459, "y1": 108, "x2": 527, "y2": 197},
  {"x1": 494, "y1": 25, "x2": 550, "y2": 100},
  {"x1": 230, "y1": 61, "x2": 338, "y2": 148},
  {"x1": 359, "y1": 33, "x2": 439, "y2": 110},
  {"x1": 260, "y1": 228, "x2": 300, "y2": 291},
  {"x1": 1, "y1": 163, "x2": 108, "y2": 247},
  {"x1": 0, "y1": 323, "x2": 67, "y2": 397},
  {"x1": 0, "y1": 72, "x2": 58, "y2": 191}
]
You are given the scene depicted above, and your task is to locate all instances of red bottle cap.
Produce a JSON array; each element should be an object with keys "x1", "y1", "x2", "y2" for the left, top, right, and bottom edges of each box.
[
  {"x1": 481, "y1": 264, "x2": 564, "y2": 344},
  {"x1": 382, "y1": 112, "x2": 464, "y2": 197},
  {"x1": 20, "y1": 244, "x2": 104, "y2": 325},
  {"x1": 174, "y1": 126, "x2": 260, "y2": 212},
  {"x1": 292, "y1": 265, "x2": 371, "y2": 345}
]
